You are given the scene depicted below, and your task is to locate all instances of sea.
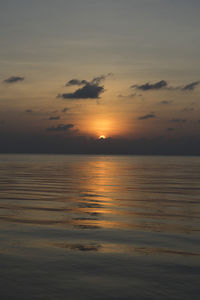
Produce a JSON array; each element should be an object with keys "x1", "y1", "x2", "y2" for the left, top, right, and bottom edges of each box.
[{"x1": 0, "y1": 154, "x2": 199, "y2": 300}]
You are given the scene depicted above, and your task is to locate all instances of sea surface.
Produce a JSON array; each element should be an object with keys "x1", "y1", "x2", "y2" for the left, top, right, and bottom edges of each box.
[{"x1": 0, "y1": 154, "x2": 199, "y2": 300}]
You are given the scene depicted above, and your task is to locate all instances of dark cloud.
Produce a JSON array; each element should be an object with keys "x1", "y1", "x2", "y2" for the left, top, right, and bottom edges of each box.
[
  {"x1": 131, "y1": 80, "x2": 200, "y2": 92},
  {"x1": 132, "y1": 80, "x2": 167, "y2": 91},
  {"x1": 59, "y1": 83, "x2": 104, "y2": 99},
  {"x1": 62, "y1": 107, "x2": 69, "y2": 113},
  {"x1": 25, "y1": 110, "x2": 50, "y2": 116},
  {"x1": 47, "y1": 124, "x2": 74, "y2": 132},
  {"x1": 182, "y1": 81, "x2": 200, "y2": 91},
  {"x1": 3, "y1": 76, "x2": 25, "y2": 84},
  {"x1": 66, "y1": 79, "x2": 88, "y2": 86},
  {"x1": 167, "y1": 128, "x2": 175, "y2": 131},
  {"x1": 49, "y1": 116, "x2": 60, "y2": 120},
  {"x1": 170, "y1": 119, "x2": 187, "y2": 123},
  {"x1": 59, "y1": 74, "x2": 112, "y2": 100},
  {"x1": 160, "y1": 100, "x2": 173, "y2": 105},
  {"x1": 91, "y1": 73, "x2": 112, "y2": 84},
  {"x1": 138, "y1": 113, "x2": 156, "y2": 120},
  {"x1": 56, "y1": 243, "x2": 101, "y2": 252}
]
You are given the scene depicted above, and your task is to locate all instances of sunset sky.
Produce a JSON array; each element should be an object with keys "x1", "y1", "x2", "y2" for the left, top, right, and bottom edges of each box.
[{"x1": 1, "y1": 0, "x2": 200, "y2": 154}]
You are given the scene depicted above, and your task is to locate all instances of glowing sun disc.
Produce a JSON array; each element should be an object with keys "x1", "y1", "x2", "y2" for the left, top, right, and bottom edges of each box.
[{"x1": 99, "y1": 135, "x2": 106, "y2": 139}]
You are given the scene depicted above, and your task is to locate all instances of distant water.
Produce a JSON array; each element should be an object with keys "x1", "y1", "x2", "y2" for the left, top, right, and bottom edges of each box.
[{"x1": 0, "y1": 154, "x2": 199, "y2": 300}]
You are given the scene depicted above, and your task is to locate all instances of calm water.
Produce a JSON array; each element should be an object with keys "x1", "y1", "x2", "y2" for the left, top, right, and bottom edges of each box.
[{"x1": 0, "y1": 154, "x2": 199, "y2": 300}]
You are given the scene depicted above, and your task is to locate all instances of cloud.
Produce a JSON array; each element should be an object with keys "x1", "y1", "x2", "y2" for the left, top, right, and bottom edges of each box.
[
  {"x1": 132, "y1": 80, "x2": 167, "y2": 91},
  {"x1": 57, "y1": 242, "x2": 101, "y2": 252},
  {"x1": 59, "y1": 83, "x2": 104, "y2": 99},
  {"x1": 3, "y1": 76, "x2": 25, "y2": 84},
  {"x1": 167, "y1": 128, "x2": 175, "y2": 131},
  {"x1": 49, "y1": 116, "x2": 60, "y2": 120},
  {"x1": 25, "y1": 110, "x2": 50, "y2": 116},
  {"x1": 62, "y1": 107, "x2": 69, "y2": 112},
  {"x1": 170, "y1": 119, "x2": 187, "y2": 123},
  {"x1": 66, "y1": 79, "x2": 88, "y2": 86},
  {"x1": 182, "y1": 81, "x2": 200, "y2": 91},
  {"x1": 118, "y1": 93, "x2": 142, "y2": 98},
  {"x1": 181, "y1": 107, "x2": 194, "y2": 112},
  {"x1": 159, "y1": 100, "x2": 173, "y2": 105},
  {"x1": 59, "y1": 74, "x2": 112, "y2": 100},
  {"x1": 138, "y1": 113, "x2": 156, "y2": 120},
  {"x1": 91, "y1": 73, "x2": 112, "y2": 84},
  {"x1": 131, "y1": 80, "x2": 200, "y2": 92},
  {"x1": 47, "y1": 124, "x2": 74, "y2": 132},
  {"x1": 118, "y1": 94, "x2": 125, "y2": 98}
]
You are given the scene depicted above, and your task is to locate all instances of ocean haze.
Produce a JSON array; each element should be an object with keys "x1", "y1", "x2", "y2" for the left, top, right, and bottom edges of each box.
[{"x1": 0, "y1": 133, "x2": 200, "y2": 155}]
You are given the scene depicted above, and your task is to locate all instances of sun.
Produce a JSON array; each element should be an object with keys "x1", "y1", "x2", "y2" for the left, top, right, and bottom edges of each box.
[{"x1": 99, "y1": 135, "x2": 106, "y2": 139}]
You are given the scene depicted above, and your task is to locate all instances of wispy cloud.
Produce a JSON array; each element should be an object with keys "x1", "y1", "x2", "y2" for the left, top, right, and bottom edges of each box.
[
  {"x1": 62, "y1": 107, "x2": 69, "y2": 113},
  {"x1": 118, "y1": 93, "x2": 142, "y2": 98},
  {"x1": 3, "y1": 76, "x2": 25, "y2": 84},
  {"x1": 181, "y1": 107, "x2": 194, "y2": 112},
  {"x1": 167, "y1": 128, "x2": 175, "y2": 131},
  {"x1": 132, "y1": 80, "x2": 167, "y2": 91},
  {"x1": 47, "y1": 124, "x2": 74, "y2": 132},
  {"x1": 66, "y1": 79, "x2": 88, "y2": 86},
  {"x1": 170, "y1": 119, "x2": 187, "y2": 123},
  {"x1": 25, "y1": 109, "x2": 33, "y2": 113},
  {"x1": 182, "y1": 81, "x2": 200, "y2": 91},
  {"x1": 49, "y1": 116, "x2": 60, "y2": 120},
  {"x1": 159, "y1": 100, "x2": 173, "y2": 105},
  {"x1": 131, "y1": 80, "x2": 200, "y2": 92},
  {"x1": 138, "y1": 113, "x2": 156, "y2": 120}
]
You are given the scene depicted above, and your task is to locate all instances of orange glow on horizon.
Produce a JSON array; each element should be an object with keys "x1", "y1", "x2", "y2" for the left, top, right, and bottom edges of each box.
[
  {"x1": 81, "y1": 117, "x2": 120, "y2": 138},
  {"x1": 93, "y1": 119, "x2": 112, "y2": 137},
  {"x1": 76, "y1": 112, "x2": 134, "y2": 139}
]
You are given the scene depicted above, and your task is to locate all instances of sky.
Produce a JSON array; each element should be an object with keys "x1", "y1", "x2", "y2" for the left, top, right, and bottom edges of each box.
[{"x1": 0, "y1": 0, "x2": 200, "y2": 154}]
